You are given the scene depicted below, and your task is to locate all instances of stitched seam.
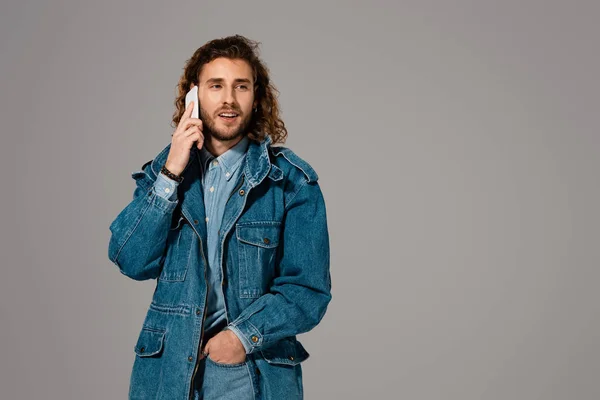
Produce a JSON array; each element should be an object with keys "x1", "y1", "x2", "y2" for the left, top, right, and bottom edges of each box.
[
  {"x1": 112, "y1": 193, "x2": 153, "y2": 263},
  {"x1": 151, "y1": 187, "x2": 178, "y2": 212},
  {"x1": 274, "y1": 149, "x2": 316, "y2": 182},
  {"x1": 245, "y1": 361, "x2": 256, "y2": 400},
  {"x1": 230, "y1": 308, "x2": 261, "y2": 335},
  {"x1": 284, "y1": 179, "x2": 309, "y2": 212},
  {"x1": 236, "y1": 220, "x2": 281, "y2": 227},
  {"x1": 149, "y1": 302, "x2": 191, "y2": 315}
]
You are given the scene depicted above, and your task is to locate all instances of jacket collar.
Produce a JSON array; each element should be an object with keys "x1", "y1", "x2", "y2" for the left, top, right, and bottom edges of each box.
[
  {"x1": 148, "y1": 134, "x2": 280, "y2": 242},
  {"x1": 243, "y1": 134, "x2": 274, "y2": 187},
  {"x1": 149, "y1": 134, "x2": 277, "y2": 187}
]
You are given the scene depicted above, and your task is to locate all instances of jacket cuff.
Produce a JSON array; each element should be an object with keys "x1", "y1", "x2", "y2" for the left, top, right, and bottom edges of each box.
[
  {"x1": 226, "y1": 319, "x2": 263, "y2": 354},
  {"x1": 225, "y1": 325, "x2": 252, "y2": 354}
]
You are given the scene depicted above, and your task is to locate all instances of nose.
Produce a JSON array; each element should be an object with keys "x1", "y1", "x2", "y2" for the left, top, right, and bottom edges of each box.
[{"x1": 222, "y1": 86, "x2": 236, "y2": 105}]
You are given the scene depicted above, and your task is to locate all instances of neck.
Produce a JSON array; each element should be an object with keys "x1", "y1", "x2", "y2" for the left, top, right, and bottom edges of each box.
[{"x1": 203, "y1": 134, "x2": 244, "y2": 157}]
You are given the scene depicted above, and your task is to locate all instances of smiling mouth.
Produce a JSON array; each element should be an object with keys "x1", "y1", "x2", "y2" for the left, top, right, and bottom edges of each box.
[
  {"x1": 218, "y1": 111, "x2": 238, "y2": 117},
  {"x1": 218, "y1": 112, "x2": 239, "y2": 123}
]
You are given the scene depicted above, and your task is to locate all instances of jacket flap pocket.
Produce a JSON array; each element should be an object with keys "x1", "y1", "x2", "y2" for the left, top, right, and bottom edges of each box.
[
  {"x1": 134, "y1": 328, "x2": 165, "y2": 357},
  {"x1": 236, "y1": 221, "x2": 281, "y2": 248},
  {"x1": 260, "y1": 338, "x2": 310, "y2": 366},
  {"x1": 236, "y1": 222, "x2": 281, "y2": 248}
]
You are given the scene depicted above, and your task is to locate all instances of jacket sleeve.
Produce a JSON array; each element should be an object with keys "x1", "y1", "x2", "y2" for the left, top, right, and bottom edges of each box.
[
  {"x1": 226, "y1": 179, "x2": 332, "y2": 353},
  {"x1": 107, "y1": 165, "x2": 180, "y2": 281}
]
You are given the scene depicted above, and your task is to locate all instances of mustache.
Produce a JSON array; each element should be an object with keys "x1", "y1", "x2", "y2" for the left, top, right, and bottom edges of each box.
[{"x1": 217, "y1": 108, "x2": 240, "y2": 114}]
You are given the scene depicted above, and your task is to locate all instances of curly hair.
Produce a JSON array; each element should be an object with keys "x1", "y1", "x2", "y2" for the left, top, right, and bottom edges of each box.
[{"x1": 170, "y1": 34, "x2": 288, "y2": 144}]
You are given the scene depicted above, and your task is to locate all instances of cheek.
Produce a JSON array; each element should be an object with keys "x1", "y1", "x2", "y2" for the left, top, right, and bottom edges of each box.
[
  {"x1": 242, "y1": 96, "x2": 255, "y2": 113},
  {"x1": 200, "y1": 93, "x2": 221, "y2": 109}
]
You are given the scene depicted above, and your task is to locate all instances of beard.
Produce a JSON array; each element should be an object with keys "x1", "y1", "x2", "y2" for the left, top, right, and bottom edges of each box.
[{"x1": 199, "y1": 105, "x2": 253, "y2": 142}]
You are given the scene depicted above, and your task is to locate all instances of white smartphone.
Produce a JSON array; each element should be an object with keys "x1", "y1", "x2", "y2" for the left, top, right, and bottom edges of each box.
[{"x1": 185, "y1": 86, "x2": 199, "y2": 119}]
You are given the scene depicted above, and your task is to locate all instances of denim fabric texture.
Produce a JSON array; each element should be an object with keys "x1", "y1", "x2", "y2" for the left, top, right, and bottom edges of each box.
[
  {"x1": 197, "y1": 135, "x2": 252, "y2": 352},
  {"x1": 108, "y1": 134, "x2": 331, "y2": 399},
  {"x1": 153, "y1": 172, "x2": 179, "y2": 202},
  {"x1": 191, "y1": 356, "x2": 255, "y2": 400}
]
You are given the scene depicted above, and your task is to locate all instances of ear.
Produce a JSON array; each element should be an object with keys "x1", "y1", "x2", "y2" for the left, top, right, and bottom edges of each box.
[{"x1": 189, "y1": 82, "x2": 196, "y2": 90}]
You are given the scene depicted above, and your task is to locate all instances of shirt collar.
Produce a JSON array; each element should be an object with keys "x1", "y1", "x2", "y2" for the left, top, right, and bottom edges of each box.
[{"x1": 198, "y1": 135, "x2": 250, "y2": 181}]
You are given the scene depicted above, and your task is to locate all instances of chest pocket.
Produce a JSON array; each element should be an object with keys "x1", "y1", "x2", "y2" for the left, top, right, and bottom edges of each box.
[
  {"x1": 235, "y1": 221, "x2": 281, "y2": 298},
  {"x1": 160, "y1": 217, "x2": 195, "y2": 282}
]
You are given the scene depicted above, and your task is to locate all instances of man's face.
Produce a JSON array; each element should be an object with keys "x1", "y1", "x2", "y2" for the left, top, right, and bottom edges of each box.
[{"x1": 196, "y1": 57, "x2": 256, "y2": 142}]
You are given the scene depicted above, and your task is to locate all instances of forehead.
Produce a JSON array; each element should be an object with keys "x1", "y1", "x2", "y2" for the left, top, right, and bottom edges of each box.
[{"x1": 199, "y1": 57, "x2": 253, "y2": 82}]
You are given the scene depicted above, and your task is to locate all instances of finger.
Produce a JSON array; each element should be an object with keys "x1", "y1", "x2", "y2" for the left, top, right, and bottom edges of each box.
[
  {"x1": 186, "y1": 133, "x2": 202, "y2": 146},
  {"x1": 177, "y1": 118, "x2": 202, "y2": 135},
  {"x1": 183, "y1": 117, "x2": 203, "y2": 128},
  {"x1": 183, "y1": 126, "x2": 201, "y2": 138},
  {"x1": 177, "y1": 117, "x2": 202, "y2": 131},
  {"x1": 183, "y1": 101, "x2": 194, "y2": 119}
]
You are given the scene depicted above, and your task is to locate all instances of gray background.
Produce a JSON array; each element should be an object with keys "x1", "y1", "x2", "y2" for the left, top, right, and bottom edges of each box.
[{"x1": 1, "y1": 0, "x2": 598, "y2": 399}]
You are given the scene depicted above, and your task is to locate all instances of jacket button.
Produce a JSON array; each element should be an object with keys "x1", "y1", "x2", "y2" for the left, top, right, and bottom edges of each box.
[
  {"x1": 194, "y1": 219, "x2": 199, "y2": 224},
  {"x1": 251, "y1": 335, "x2": 258, "y2": 343},
  {"x1": 239, "y1": 189, "x2": 245, "y2": 196},
  {"x1": 140, "y1": 347, "x2": 145, "y2": 353},
  {"x1": 188, "y1": 356, "x2": 193, "y2": 362},
  {"x1": 263, "y1": 238, "x2": 270, "y2": 244},
  {"x1": 288, "y1": 355, "x2": 294, "y2": 361},
  {"x1": 196, "y1": 308, "x2": 201, "y2": 315}
]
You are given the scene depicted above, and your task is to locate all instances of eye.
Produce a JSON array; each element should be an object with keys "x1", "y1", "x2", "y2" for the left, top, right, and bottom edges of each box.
[
  {"x1": 237, "y1": 85, "x2": 248, "y2": 90},
  {"x1": 210, "y1": 84, "x2": 222, "y2": 89}
]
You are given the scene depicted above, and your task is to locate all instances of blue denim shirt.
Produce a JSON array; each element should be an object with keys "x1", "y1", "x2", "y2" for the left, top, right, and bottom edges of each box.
[
  {"x1": 197, "y1": 136, "x2": 251, "y2": 352},
  {"x1": 154, "y1": 136, "x2": 252, "y2": 352}
]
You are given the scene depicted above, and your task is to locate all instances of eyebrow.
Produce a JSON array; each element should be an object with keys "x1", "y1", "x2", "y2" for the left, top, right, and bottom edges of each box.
[{"x1": 205, "y1": 77, "x2": 252, "y2": 85}]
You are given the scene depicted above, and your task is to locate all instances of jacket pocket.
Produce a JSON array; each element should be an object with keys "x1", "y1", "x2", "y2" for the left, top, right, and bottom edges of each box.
[
  {"x1": 129, "y1": 326, "x2": 167, "y2": 398},
  {"x1": 134, "y1": 327, "x2": 166, "y2": 357},
  {"x1": 235, "y1": 221, "x2": 281, "y2": 298},
  {"x1": 260, "y1": 337, "x2": 310, "y2": 366},
  {"x1": 159, "y1": 220, "x2": 194, "y2": 282}
]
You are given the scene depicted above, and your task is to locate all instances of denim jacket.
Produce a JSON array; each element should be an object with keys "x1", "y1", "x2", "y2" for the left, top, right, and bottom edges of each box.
[{"x1": 108, "y1": 134, "x2": 332, "y2": 399}]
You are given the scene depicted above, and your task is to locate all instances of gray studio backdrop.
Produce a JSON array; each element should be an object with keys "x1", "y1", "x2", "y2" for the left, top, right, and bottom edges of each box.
[{"x1": 1, "y1": 1, "x2": 599, "y2": 399}]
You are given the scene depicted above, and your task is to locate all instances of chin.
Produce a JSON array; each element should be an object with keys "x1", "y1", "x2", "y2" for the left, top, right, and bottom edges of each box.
[{"x1": 212, "y1": 129, "x2": 244, "y2": 142}]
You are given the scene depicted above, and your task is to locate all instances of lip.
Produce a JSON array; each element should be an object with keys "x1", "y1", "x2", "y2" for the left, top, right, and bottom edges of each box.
[{"x1": 219, "y1": 115, "x2": 238, "y2": 124}]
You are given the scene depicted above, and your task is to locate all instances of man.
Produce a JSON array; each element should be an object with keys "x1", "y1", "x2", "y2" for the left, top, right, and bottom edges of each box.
[{"x1": 108, "y1": 34, "x2": 332, "y2": 400}]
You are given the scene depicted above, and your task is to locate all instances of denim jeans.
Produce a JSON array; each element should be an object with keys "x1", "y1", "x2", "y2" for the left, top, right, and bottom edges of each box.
[{"x1": 193, "y1": 356, "x2": 255, "y2": 400}]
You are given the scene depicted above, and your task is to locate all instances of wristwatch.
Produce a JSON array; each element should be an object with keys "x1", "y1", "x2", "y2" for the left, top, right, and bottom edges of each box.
[{"x1": 160, "y1": 165, "x2": 184, "y2": 183}]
